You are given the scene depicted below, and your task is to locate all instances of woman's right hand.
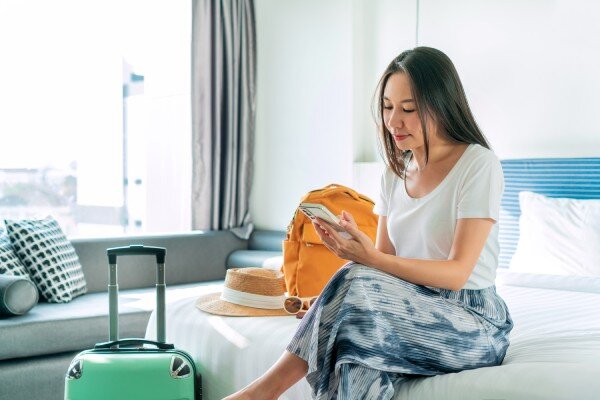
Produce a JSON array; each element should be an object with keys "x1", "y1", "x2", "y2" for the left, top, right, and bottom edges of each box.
[{"x1": 311, "y1": 214, "x2": 378, "y2": 266}]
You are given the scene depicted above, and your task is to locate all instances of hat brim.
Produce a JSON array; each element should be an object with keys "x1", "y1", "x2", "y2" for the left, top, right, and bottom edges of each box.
[{"x1": 196, "y1": 292, "x2": 292, "y2": 317}]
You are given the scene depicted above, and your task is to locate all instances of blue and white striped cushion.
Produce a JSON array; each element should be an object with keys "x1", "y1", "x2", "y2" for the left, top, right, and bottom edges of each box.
[{"x1": 498, "y1": 158, "x2": 600, "y2": 269}]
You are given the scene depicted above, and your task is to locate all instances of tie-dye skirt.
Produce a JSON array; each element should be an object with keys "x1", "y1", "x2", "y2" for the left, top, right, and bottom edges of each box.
[{"x1": 286, "y1": 262, "x2": 514, "y2": 400}]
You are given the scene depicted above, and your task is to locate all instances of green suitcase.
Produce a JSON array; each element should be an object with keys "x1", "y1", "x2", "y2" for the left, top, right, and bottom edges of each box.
[{"x1": 64, "y1": 245, "x2": 201, "y2": 400}]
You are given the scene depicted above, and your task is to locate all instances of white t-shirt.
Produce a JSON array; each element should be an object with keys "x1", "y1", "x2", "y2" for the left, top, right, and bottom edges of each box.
[{"x1": 372, "y1": 143, "x2": 504, "y2": 290}]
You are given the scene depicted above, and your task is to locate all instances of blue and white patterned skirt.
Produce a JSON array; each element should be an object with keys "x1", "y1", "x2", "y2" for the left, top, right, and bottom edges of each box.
[{"x1": 286, "y1": 262, "x2": 514, "y2": 400}]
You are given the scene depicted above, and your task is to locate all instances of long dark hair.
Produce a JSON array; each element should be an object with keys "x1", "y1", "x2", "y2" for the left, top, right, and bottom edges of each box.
[{"x1": 373, "y1": 47, "x2": 491, "y2": 179}]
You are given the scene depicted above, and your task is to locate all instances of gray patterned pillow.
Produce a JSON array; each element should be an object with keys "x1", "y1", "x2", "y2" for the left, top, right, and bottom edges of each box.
[
  {"x1": 5, "y1": 217, "x2": 87, "y2": 303},
  {"x1": 0, "y1": 228, "x2": 29, "y2": 277}
]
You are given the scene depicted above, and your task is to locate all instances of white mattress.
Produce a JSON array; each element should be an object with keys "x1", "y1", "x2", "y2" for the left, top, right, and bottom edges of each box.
[{"x1": 145, "y1": 271, "x2": 600, "y2": 400}]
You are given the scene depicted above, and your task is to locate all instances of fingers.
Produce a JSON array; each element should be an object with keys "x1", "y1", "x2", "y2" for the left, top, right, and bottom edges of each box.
[
  {"x1": 324, "y1": 223, "x2": 345, "y2": 242},
  {"x1": 313, "y1": 219, "x2": 342, "y2": 253},
  {"x1": 313, "y1": 219, "x2": 335, "y2": 244},
  {"x1": 339, "y1": 211, "x2": 357, "y2": 231},
  {"x1": 312, "y1": 218, "x2": 329, "y2": 237},
  {"x1": 316, "y1": 218, "x2": 346, "y2": 241},
  {"x1": 341, "y1": 210, "x2": 355, "y2": 224}
]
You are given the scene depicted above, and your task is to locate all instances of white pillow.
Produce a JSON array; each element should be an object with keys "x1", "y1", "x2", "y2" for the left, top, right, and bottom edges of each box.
[{"x1": 509, "y1": 191, "x2": 600, "y2": 276}]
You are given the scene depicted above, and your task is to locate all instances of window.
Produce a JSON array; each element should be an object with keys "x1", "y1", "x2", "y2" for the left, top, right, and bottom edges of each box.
[{"x1": 0, "y1": 0, "x2": 191, "y2": 238}]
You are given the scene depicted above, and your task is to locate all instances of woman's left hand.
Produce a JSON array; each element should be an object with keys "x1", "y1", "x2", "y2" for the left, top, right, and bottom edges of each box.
[{"x1": 312, "y1": 210, "x2": 377, "y2": 265}]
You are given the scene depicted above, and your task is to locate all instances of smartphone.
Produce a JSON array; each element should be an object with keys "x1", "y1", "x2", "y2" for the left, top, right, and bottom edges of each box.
[{"x1": 298, "y1": 203, "x2": 352, "y2": 239}]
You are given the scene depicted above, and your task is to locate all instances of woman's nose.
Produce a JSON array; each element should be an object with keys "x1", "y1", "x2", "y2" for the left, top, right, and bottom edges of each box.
[{"x1": 386, "y1": 110, "x2": 403, "y2": 129}]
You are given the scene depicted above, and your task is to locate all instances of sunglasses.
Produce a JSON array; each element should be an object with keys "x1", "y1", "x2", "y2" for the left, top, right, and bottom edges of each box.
[{"x1": 283, "y1": 296, "x2": 318, "y2": 315}]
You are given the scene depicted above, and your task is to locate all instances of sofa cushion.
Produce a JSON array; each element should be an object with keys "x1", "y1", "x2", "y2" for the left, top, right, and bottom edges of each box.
[
  {"x1": 0, "y1": 280, "x2": 224, "y2": 361},
  {"x1": 5, "y1": 217, "x2": 87, "y2": 303},
  {"x1": 71, "y1": 230, "x2": 245, "y2": 293},
  {"x1": 248, "y1": 230, "x2": 286, "y2": 251}
]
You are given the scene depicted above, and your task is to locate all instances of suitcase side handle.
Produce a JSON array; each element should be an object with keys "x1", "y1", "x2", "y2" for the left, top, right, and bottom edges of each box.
[
  {"x1": 107, "y1": 245, "x2": 166, "y2": 264},
  {"x1": 94, "y1": 338, "x2": 175, "y2": 350},
  {"x1": 106, "y1": 245, "x2": 168, "y2": 344}
]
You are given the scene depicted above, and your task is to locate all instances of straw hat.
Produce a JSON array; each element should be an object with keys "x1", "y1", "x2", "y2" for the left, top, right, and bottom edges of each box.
[{"x1": 196, "y1": 267, "x2": 291, "y2": 317}]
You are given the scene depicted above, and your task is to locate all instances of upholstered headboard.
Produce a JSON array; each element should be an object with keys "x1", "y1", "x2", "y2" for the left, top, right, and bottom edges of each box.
[{"x1": 498, "y1": 157, "x2": 600, "y2": 268}]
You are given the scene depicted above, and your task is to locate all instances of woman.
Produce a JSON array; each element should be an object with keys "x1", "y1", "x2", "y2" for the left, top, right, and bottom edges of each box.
[{"x1": 224, "y1": 46, "x2": 513, "y2": 400}]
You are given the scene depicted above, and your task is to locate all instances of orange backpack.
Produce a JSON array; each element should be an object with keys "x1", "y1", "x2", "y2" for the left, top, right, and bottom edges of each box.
[{"x1": 281, "y1": 184, "x2": 378, "y2": 297}]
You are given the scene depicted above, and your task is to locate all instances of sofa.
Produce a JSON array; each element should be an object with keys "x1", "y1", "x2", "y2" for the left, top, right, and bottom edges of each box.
[{"x1": 0, "y1": 228, "x2": 285, "y2": 400}]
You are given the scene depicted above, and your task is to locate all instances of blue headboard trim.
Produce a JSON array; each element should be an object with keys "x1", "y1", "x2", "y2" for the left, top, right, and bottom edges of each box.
[{"x1": 498, "y1": 157, "x2": 600, "y2": 268}]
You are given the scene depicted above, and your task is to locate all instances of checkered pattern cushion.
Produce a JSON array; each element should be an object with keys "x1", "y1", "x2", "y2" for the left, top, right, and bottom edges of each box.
[
  {"x1": 4, "y1": 217, "x2": 87, "y2": 303},
  {"x1": 0, "y1": 228, "x2": 29, "y2": 277}
]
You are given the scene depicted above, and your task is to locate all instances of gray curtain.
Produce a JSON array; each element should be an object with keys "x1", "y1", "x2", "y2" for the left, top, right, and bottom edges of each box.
[{"x1": 191, "y1": 0, "x2": 256, "y2": 239}]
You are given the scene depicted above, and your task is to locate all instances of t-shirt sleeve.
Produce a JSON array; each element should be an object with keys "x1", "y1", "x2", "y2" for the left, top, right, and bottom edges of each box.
[
  {"x1": 373, "y1": 166, "x2": 394, "y2": 216},
  {"x1": 457, "y1": 152, "x2": 504, "y2": 222}
]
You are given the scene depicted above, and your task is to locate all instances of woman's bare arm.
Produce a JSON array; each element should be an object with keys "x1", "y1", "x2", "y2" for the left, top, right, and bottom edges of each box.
[{"x1": 375, "y1": 216, "x2": 396, "y2": 256}]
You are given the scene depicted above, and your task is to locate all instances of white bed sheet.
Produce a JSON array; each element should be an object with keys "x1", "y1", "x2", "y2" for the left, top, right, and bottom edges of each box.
[{"x1": 145, "y1": 271, "x2": 600, "y2": 400}]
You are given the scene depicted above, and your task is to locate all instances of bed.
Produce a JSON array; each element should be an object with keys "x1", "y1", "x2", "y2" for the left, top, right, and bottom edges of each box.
[{"x1": 146, "y1": 157, "x2": 600, "y2": 400}]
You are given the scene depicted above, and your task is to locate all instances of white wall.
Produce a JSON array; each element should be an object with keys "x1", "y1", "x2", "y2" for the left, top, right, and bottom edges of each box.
[
  {"x1": 418, "y1": 0, "x2": 600, "y2": 159},
  {"x1": 352, "y1": 0, "x2": 417, "y2": 163},
  {"x1": 251, "y1": 0, "x2": 355, "y2": 230}
]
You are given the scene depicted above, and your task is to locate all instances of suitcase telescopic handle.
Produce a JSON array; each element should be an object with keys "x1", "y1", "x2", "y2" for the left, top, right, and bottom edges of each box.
[
  {"x1": 107, "y1": 245, "x2": 166, "y2": 264},
  {"x1": 106, "y1": 245, "x2": 168, "y2": 345},
  {"x1": 94, "y1": 338, "x2": 175, "y2": 350}
]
